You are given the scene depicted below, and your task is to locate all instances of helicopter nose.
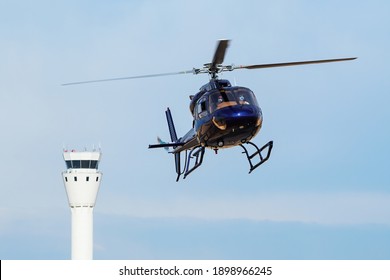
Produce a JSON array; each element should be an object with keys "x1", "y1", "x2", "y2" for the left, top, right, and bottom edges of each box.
[
  {"x1": 228, "y1": 108, "x2": 262, "y2": 128},
  {"x1": 213, "y1": 106, "x2": 262, "y2": 130}
]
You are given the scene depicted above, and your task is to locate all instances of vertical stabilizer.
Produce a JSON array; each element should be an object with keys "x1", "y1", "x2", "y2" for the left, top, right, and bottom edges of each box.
[
  {"x1": 165, "y1": 108, "x2": 178, "y2": 142},
  {"x1": 165, "y1": 108, "x2": 181, "y2": 181}
]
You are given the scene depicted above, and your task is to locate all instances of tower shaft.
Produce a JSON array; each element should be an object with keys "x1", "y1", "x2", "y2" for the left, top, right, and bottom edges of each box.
[{"x1": 71, "y1": 207, "x2": 93, "y2": 260}]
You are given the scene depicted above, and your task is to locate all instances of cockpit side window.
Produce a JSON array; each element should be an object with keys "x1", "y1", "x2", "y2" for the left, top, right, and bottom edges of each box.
[{"x1": 196, "y1": 98, "x2": 208, "y2": 119}]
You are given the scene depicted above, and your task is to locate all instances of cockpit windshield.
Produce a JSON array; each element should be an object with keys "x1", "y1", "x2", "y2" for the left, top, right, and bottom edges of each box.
[{"x1": 209, "y1": 88, "x2": 258, "y2": 113}]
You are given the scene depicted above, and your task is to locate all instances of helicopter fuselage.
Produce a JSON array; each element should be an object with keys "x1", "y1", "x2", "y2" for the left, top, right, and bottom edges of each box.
[
  {"x1": 194, "y1": 103, "x2": 262, "y2": 149},
  {"x1": 188, "y1": 79, "x2": 263, "y2": 150}
]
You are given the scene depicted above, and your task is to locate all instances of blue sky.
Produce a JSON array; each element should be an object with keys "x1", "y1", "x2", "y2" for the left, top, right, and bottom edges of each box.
[{"x1": 0, "y1": 0, "x2": 389, "y2": 259}]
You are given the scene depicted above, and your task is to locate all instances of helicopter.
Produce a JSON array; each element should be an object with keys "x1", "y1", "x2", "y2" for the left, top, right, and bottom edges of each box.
[{"x1": 63, "y1": 39, "x2": 356, "y2": 181}]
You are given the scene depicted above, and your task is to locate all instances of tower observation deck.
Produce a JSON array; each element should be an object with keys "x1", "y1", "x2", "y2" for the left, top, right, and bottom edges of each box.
[{"x1": 62, "y1": 149, "x2": 102, "y2": 260}]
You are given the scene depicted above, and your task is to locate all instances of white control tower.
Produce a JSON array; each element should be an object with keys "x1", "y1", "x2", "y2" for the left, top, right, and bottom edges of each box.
[{"x1": 62, "y1": 149, "x2": 102, "y2": 260}]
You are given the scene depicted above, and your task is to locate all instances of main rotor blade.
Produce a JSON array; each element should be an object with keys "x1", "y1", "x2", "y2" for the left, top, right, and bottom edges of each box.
[
  {"x1": 210, "y1": 39, "x2": 230, "y2": 71},
  {"x1": 234, "y1": 57, "x2": 357, "y2": 70},
  {"x1": 62, "y1": 70, "x2": 194, "y2": 86}
]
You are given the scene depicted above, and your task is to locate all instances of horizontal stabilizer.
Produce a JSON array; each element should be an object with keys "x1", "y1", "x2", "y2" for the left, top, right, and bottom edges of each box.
[{"x1": 148, "y1": 142, "x2": 185, "y2": 149}]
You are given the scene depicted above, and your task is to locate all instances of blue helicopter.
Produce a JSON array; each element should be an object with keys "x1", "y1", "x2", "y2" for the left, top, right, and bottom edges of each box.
[{"x1": 63, "y1": 40, "x2": 356, "y2": 181}]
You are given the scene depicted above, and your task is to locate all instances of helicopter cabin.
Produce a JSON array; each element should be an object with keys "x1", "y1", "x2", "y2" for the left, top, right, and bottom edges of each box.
[
  {"x1": 190, "y1": 79, "x2": 258, "y2": 119},
  {"x1": 189, "y1": 79, "x2": 231, "y2": 112}
]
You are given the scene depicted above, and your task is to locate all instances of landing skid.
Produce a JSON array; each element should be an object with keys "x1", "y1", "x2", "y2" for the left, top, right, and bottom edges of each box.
[
  {"x1": 177, "y1": 146, "x2": 205, "y2": 181},
  {"x1": 239, "y1": 141, "x2": 273, "y2": 174},
  {"x1": 177, "y1": 141, "x2": 272, "y2": 181}
]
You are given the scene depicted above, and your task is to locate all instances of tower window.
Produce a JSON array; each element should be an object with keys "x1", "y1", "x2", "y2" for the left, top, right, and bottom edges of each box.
[
  {"x1": 65, "y1": 177, "x2": 68, "y2": 182},
  {"x1": 72, "y1": 160, "x2": 81, "y2": 168},
  {"x1": 65, "y1": 160, "x2": 99, "y2": 169},
  {"x1": 90, "y1": 160, "x2": 98, "y2": 169},
  {"x1": 74, "y1": 176, "x2": 77, "y2": 182},
  {"x1": 96, "y1": 177, "x2": 99, "y2": 182},
  {"x1": 86, "y1": 176, "x2": 89, "y2": 182}
]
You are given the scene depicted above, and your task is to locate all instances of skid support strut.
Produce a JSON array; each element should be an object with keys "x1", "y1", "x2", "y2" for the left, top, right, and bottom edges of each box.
[
  {"x1": 239, "y1": 141, "x2": 273, "y2": 173},
  {"x1": 181, "y1": 146, "x2": 205, "y2": 181}
]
